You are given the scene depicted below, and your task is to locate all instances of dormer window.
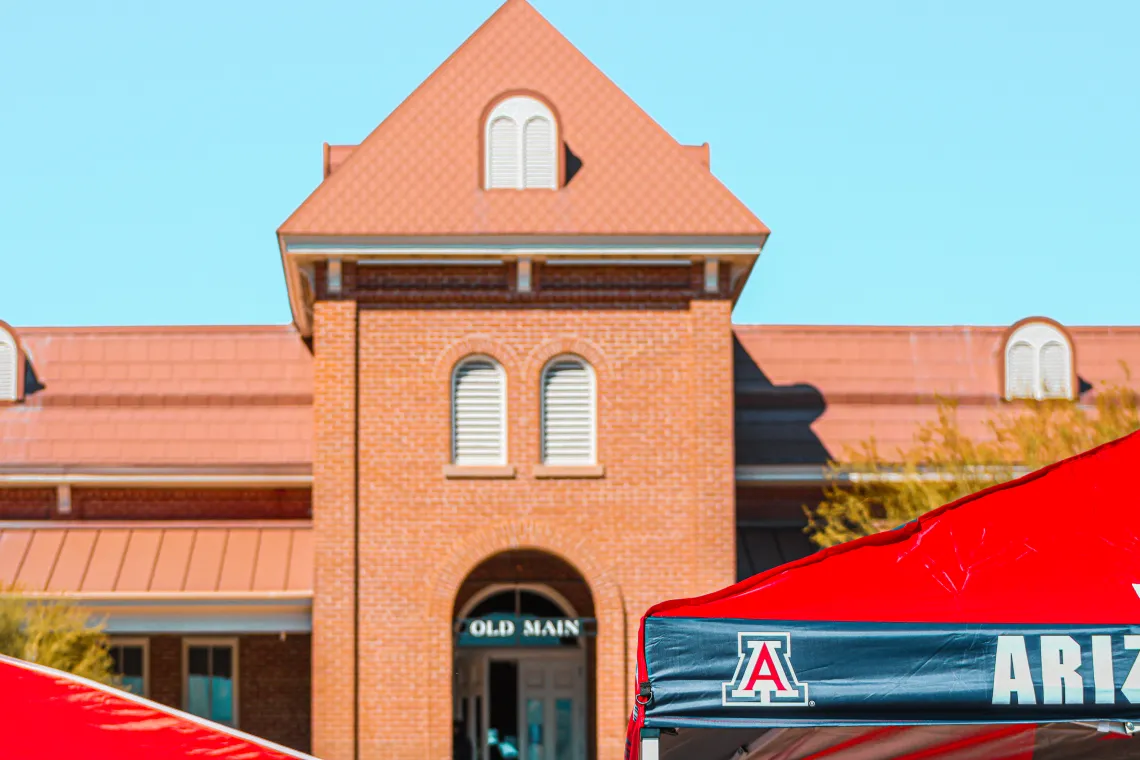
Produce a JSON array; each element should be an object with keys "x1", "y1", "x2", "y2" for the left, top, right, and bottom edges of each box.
[
  {"x1": 484, "y1": 96, "x2": 558, "y2": 190},
  {"x1": 0, "y1": 322, "x2": 20, "y2": 402},
  {"x1": 1004, "y1": 319, "x2": 1074, "y2": 400}
]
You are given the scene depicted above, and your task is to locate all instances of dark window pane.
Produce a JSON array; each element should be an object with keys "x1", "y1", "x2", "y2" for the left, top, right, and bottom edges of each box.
[
  {"x1": 467, "y1": 591, "x2": 516, "y2": 617},
  {"x1": 519, "y1": 591, "x2": 564, "y2": 618},
  {"x1": 122, "y1": 646, "x2": 144, "y2": 677},
  {"x1": 188, "y1": 646, "x2": 209, "y2": 676},
  {"x1": 212, "y1": 646, "x2": 233, "y2": 678},
  {"x1": 109, "y1": 646, "x2": 123, "y2": 674}
]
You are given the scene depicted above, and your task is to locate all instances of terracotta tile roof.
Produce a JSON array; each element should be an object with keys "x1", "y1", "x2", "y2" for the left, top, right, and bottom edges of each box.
[
  {"x1": 278, "y1": 0, "x2": 766, "y2": 238},
  {"x1": 0, "y1": 326, "x2": 312, "y2": 470},
  {"x1": 0, "y1": 521, "x2": 312, "y2": 596},
  {"x1": 734, "y1": 325, "x2": 1140, "y2": 463}
]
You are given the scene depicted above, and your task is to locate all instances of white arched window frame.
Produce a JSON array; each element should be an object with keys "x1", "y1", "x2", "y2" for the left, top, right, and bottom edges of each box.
[
  {"x1": 540, "y1": 356, "x2": 596, "y2": 466},
  {"x1": 0, "y1": 326, "x2": 19, "y2": 402},
  {"x1": 484, "y1": 96, "x2": 558, "y2": 190},
  {"x1": 1003, "y1": 322, "x2": 1074, "y2": 400},
  {"x1": 452, "y1": 356, "x2": 507, "y2": 466}
]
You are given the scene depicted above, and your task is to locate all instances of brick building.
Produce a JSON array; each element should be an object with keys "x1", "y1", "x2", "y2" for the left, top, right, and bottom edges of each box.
[{"x1": 0, "y1": 1, "x2": 1137, "y2": 759}]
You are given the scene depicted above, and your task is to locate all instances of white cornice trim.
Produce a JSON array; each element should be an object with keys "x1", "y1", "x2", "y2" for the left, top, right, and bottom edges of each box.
[
  {"x1": 0, "y1": 471, "x2": 312, "y2": 487},
  {"x1": 0, "y1": 519, "x2": 311, "y2": 530},
  {"x1": 11, "y1": 591, "x2": 312, "y2": 604},
  {"x1": 735, "y1": 464, "x2": 1031, "y2": 486},
  {"x1": 284, "y1": 242, "x2": 761, "y2": 259}
]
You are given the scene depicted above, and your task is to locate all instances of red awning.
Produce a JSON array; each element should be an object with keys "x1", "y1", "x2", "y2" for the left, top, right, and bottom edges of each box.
[{"x1": 0, "y1": 654, "x2": 316, "y2": 759}]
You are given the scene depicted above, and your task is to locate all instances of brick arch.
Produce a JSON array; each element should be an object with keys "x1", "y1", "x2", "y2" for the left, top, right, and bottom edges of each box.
[
  {"x1": 433, "y1": 335, "x2": 520, "y2": 382},
  {"x1": 427, "y1": 519, "x2": 628, "y2": 760},
  {"x1": 523, "y1": 336, "x2": 610, "y2": 378},
  {"x1": 430, "y1": 519, "x2": 623, "y2": 615}
]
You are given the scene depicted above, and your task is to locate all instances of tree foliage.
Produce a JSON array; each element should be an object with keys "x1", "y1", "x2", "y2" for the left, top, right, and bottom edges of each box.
[
  {"x1": 0, "y1": 590, "x2": 113, "y2": 684},
  {"x1": 806, "y1": 372, "x2": 1139, "y2": 548}
]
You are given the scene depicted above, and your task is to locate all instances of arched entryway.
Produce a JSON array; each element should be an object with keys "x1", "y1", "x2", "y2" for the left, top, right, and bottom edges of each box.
[{"x1": 453, "y1": 550, "x2": 595, "y2": 760}]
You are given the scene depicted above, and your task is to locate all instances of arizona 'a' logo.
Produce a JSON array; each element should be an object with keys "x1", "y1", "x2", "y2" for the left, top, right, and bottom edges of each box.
[{"x1": 722, "y1": 632, "x2": 809, "y2": 706}]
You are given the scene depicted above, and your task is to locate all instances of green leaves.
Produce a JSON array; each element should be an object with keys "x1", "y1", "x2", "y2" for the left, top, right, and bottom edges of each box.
[
  {"x1": 806, "y1": 373, "x2": 1139, "y2": 548},
  {"x1": 0, "y1": 591, "x2": 113, "y2": 684}
]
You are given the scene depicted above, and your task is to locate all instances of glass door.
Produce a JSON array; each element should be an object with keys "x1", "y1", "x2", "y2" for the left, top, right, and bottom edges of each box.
[{"x1": 519, "y1": 659, "x2": 585, "y2": 760}]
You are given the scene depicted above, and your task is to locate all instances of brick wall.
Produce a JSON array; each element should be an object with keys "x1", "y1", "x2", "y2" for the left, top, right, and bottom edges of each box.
[
  {"x1": 0, "y1": 488, "x2": 310, "y2": 520},
  {"x1": 241, "y1": 634, "x2": 313, "y2": 753},
  {"x1": 309, "y1": 297, "x2": 737, "y2": 760},
  {"x1": 0, "y1": 488, "x2": 55, "y2": 519},
  {"x1": 143, "y1": 634, "x2": 312, "y2": 753},
  {"x1": 71, "y1": 488, "x2": 311, "y2": 520},
  {"x1": 148, "y1": 635, "x2": 182, "y2": 709},
  {"x1": 311, "y1": 300, "x2": 358, "y2": 760}
]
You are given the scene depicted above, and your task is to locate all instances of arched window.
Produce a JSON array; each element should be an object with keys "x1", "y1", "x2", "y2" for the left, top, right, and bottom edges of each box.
[
  {"x1": 484, "y1": 96, "x2": 558, "y2": 190},
  {"x1": 1004, "y1": 321, "x2": 1073, "y2": 400},
  {"x1": 541, "y1": 357, "x2": 595, "y2": 465},
  {"x1": 0, "y1": 325, "x2": 18, "y2": 402},
  {"x1": 452, "y1": 357, "x2": 506, "y2": 465}
]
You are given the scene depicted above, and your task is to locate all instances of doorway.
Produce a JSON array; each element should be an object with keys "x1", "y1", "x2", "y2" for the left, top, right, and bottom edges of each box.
[
  {"x1": 453, "y1": 559, "x2": 594, "y2": 760},
  {"x1": 457, "y1": 649, "x2": 586, "y2": 760}
]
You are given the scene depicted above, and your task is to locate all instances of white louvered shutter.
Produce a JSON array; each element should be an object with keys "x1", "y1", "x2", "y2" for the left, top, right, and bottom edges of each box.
[
  {"x1": 488, "y1": 117, "x2": 520, "y2": 189},
  {"x1": 523, "y1": 116, "x2": 556, "y2": 189},
  {"x1": 1005, "y1": 342, "x2": 1035, "y2": 399},
  {"x1": 542, "y1": 360, "x2": 594, "y2": 465},
  {"x1": 453, "y1": 360, "x2": 505, "y2": 465},
  {"x1": 1039, "y1": 341, "x2": 1071, "y2": 398},
  {"x1": 0, "y1": 331, "x2": 16, "y2": 401}
]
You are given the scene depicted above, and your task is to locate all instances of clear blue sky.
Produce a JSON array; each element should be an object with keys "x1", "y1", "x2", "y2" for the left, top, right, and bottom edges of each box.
[{"x1": 1, "y1": 0, "x2": 1136, "y2": 328}]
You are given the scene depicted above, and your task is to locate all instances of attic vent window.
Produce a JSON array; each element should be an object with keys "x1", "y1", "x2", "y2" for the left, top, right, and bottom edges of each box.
[
  {"x1": 484, "y1": 96, "x2": 558, "y2": 190},
  {"x1": 1004, "y1": 320, "x2": 1074, "y2": 401}
]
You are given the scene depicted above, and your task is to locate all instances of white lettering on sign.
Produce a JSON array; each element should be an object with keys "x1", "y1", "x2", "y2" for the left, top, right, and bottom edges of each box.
[
  {"x1": 1040, "y1": 636, "x2": 1082, "y2": 705},
  {"x1": 992, "y1": 634, "x2": 1140, "y2": 706},
  {"x1": 466, "y1": 618, "x2": 583, "y2": 640},
  {"x1": 521, "y1": 618, "x2": 581, "y2": 637},
  {"x1": 993, "y1": 636, "x2": 1036, "y2": 705},
  {"x1": 467, "y1": 619, "x2": 516, "y2": 638},
  {"x1": 1124, "y1": 636, "x2": 1140, "y2": 704},
  {"x1": 1092, "y1": 635, "x2": 1115, "y2": 705}
]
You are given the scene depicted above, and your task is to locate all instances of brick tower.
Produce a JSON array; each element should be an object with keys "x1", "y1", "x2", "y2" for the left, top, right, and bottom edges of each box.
[{"x1": 278, "y1": 1, "x2": 769, "y2": 757}]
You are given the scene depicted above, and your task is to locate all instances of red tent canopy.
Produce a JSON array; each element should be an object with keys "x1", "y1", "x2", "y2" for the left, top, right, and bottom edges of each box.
[
  {"x1": 629, "y1": 431, "x2": 1140, "y2": 759},
  {"x1": 0, "y1": 654, "x2": 316, "y2": 760}
]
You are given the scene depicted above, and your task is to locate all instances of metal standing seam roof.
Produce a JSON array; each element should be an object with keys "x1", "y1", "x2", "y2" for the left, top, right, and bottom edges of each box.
[
  {"x1": 734, "y1": 325, "x2": 1140, "y2": 462},
  {"x1": 0, "y1": 326, "x2": 312, "y2": 470},
  {"x1": 0, "y1": 522, "x2": 312, "y2": 596}
]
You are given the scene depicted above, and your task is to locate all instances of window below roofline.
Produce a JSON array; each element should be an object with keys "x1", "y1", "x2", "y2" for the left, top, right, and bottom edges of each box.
[
  {"x1": 452, "y1": 355, "x2": 508, "y2": 466},
  {"x1": 540, "y1": 355, "x2": 597, "y2": 466},
  {"x1": 182, "y1": 637, "x2": 239, "y2": 728},
  {"x1": 108, "y1": 637, "x2": 150, "y2": 698}
]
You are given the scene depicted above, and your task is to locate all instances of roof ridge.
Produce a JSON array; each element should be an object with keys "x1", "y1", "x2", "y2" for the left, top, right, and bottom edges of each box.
[{"x1": 277, "y1": 0, "x2": 522, "y2": 234}]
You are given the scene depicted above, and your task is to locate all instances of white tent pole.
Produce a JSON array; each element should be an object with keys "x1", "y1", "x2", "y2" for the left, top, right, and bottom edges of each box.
[{"x1": 640, "y1": 728, "x2": 660, "y2": 760}]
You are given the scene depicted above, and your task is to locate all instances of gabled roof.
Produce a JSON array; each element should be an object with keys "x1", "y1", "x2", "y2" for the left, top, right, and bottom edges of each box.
[{"x1": 278, "y1": 0, "x2": 767, "y2": 238}]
